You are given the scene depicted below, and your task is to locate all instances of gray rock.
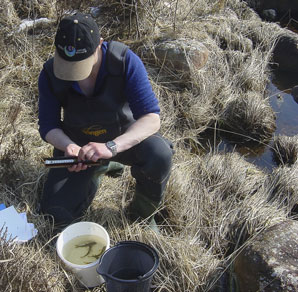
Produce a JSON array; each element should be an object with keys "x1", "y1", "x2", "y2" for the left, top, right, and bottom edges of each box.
[
  {"x1": 90, "y1": 7, "x2": 102, "y2": 18},
  {"x1": 154, "y1": 39, "x2": 209, "y2": 74},
  {"x1": 249, "y1": 0, "x2": 298, "y2": 19},
  {"x1": 265, "y1": 0, "x2": 298, "y2": 15},
  {"x1": 234, "y1": 220, "x2": 298, "y2": 292},
  {"x1": 292, "y1": 85, "x2": 298, "y2": 103},
  {"x1": 273, "y1": 34, "x2": 298, "y2": 72},
  {"x1": 262, "y1": 9, "x2": 277, "y2": 21}
]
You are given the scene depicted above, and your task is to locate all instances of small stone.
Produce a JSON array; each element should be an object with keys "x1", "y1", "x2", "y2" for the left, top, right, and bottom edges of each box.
[
  {"x1": 90, "y1": 7, "x2": 101, "y2": 18},
  {"x1": 291, "y1": 85, "x2": 298, "y2": 103},
  {"x1": 262, "y1": 9, "x2": 277, "y2": 21}
]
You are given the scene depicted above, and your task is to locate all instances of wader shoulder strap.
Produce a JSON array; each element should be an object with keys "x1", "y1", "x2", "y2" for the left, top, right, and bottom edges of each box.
[
  {"x1": 43, "y1": 58, "x2": 73, "y2": 106},
  {"x1": 42, "y1": 41, "x2": 128, "y2": 104},
  {"x1": 106, "y1": 41, "x2": 129, "y2": 76}
]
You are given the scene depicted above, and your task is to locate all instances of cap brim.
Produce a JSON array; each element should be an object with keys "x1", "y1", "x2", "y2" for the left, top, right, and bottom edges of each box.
[{"x1": 53, "y1": 50, "x2": 95, "y2": 81}]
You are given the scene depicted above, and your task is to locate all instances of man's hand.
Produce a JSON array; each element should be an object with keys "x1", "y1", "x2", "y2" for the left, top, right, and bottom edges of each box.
[
  {"x1": 65, "y1": 143, "x2": 88, "y2": 172},
  {"x1": 65, "y1": 143, "x2": 81, "y2": 157},
  {"x1": 45, "y1": 129, "x2": 88, "y2": 172},
  {"x1": 79, "y1": 142, "x2": 113, "y2": 161}
]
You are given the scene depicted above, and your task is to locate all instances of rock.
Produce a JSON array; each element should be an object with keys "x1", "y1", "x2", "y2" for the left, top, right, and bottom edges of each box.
[
  {"x1": 154, "y1": 39, "x2": 209, "y2": 74},
  {"x1": 249, "y1": 1, "x2": 298, "y2": 20},
  {"x1": 291, "y1": 85, "x2": 298, "y2": 103},
  {"x1": 90, "y1": 6, "x2": 101, "y2": 18},
  {"x1": 262, "y1": 9, "x2": 277, "y2": 21},
  {"x1": 234, "y1": 220, "x2": 298, "y2": 292},
  {"x1": 273, "y1": 34, "x2": 298, "y2": 72}
]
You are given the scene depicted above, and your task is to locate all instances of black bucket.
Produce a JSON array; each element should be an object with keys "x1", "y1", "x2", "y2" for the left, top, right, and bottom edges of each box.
[{"x1": 96, "y1": 241, "x2": 159, "y2": 292}]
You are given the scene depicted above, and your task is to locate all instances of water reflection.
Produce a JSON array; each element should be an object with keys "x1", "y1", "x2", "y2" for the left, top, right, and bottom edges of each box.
[
  {"x1": 209, "y1": 69, "x2": 298, "y2": 172},
  {"x1": 269, "y1": 76, "x2": 298, "y2": 136},
  {"x1": 272, "y1": 69, "x2": 298, "y2": 104},
  {"x1": 272, "y1": 68, "x2": 298, "y2": 95},
  {"x1": 243, "y1": 70, "x2": 298, "y2": 171}
]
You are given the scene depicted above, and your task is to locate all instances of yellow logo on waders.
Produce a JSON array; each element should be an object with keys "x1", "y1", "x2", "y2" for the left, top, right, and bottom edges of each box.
[{"x1": 82, "y1": 125, "x2": 107, "y2": 137}]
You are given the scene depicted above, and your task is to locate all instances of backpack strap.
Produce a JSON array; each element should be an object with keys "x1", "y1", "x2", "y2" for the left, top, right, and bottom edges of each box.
[
  {"x1": 42, "y1": 41, "x2": 128, "y2": 105},
  {"x1": 43, "y1": 58, "x2": 73, "y2": 106},
  {"x1": 106, "y1": 41, "x2": 128, "y2": 76}
]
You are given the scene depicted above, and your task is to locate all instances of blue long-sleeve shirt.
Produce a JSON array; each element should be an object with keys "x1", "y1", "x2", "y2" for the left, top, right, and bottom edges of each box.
[{"x1": 38, "y1": 41, "x2": 160, "y2": 141}]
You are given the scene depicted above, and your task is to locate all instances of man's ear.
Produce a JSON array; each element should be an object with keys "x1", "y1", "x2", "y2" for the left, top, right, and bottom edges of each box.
[{"x1": 99, "y1": 38, "x2": 104, "y2": 47}]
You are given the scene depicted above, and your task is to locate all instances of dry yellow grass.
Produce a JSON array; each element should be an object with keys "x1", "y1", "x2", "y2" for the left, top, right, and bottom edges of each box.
[
  {"x1": 272, "y1": 134, "x2": 298, "y2": 166},
  {"x1": 0, "y1": 0, "x2": 296, "y2": 291}
]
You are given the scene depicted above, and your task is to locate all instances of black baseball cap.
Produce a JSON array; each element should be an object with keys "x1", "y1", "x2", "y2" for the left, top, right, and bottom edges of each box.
[{"x1": 53, "y1": 12, "x2": 100, "y2": 81}]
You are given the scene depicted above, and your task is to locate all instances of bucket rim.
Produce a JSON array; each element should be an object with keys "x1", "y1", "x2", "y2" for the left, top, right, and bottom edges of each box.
[
  {"x1": 97, "y1": 240, "x2": 159, "y2": 283},
  {"x1": 56, "y1": 221, "x2": 110, "y2": 269}
]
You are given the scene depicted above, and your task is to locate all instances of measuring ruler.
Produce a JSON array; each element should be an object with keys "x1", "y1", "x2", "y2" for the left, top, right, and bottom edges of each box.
[{"x1": 44, "y1": 156, "x2": 105, "y2": 168}]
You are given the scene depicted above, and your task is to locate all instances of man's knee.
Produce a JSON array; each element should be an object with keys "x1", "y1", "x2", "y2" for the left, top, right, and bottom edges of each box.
[
  {"x1": 132, "y1": 134, "x2": 174, "y2": 183},
  {"x1": 150, "y1": 145, "x2": 173, "y2": 178},
  {"x1": 41, "y1": 204, "x2": 75, "y2": 226}
]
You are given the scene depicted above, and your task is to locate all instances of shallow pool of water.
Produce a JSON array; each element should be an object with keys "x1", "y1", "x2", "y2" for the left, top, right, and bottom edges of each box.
[
  {"x1": 233, "y1": 70, "x2": 298, "y2": 172},
  {"x1": 212, "y1": 69, "x2": 298, "y2": 172},
  {"x1": 269, "y1": 72, "x2": 298, "y2": 137}
]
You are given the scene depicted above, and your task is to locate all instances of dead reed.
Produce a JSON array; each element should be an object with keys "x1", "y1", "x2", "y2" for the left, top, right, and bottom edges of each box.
[
  {"x1": 272, "y1": 135, "x2": 298, "y2": 166},
  {"x1": 0, "y1": 230, "x2": 65, "y2": 291},
  {"x1": 0, "y1": 0, "x2": 295, "y2": 291},
  {"x1": 265, "y1": 162, "x2": 298, "y2": 215}
]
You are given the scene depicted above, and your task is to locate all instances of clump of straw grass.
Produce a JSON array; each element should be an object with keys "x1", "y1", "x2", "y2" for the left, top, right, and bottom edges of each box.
[
  {"x1": 0, "y1": 0, "x2": 296, "y2": 291},
  {"x1": 0, "y1": 229, "x2": 65, "y2": 291},
  {"x1": 219, "y1": 91, "x2": 276, "y2": 145},
  {"x1": 265, "y1": 162, "x2": 298, "y2": 215},
  {"x1": 272, "y1": 135, "x2": 298, "y2": 166},
  {"x1": 165, "y1": 151, "x2": 271, "y2": 253}
]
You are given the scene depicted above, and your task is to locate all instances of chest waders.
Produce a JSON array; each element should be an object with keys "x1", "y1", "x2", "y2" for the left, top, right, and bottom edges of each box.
[
  {"x1": 43, "y1": 41, "x2": 134, "y2": 146},
  {"x1": 41, "y1": 42, "x2": 174, "y2": 232}
]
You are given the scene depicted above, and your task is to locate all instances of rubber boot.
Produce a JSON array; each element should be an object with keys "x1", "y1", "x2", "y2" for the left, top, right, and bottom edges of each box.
[
  {"x1": 92, "y1": 163, "x2": 107, "y2": 179},
  {"x1": 127, "y1": 192, "x2": 161, "y2": 233},
  {"x1": 105, "y1": 161, "x2": 124, "y2": 178},
  {"x1": 92, "y1": 161, "x2": 124, "y2": 183}
]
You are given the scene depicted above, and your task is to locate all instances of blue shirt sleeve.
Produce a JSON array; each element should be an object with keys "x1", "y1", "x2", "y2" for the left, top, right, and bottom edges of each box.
[
  {"x1": 124, "y1": 49, "x2": 160, "y2": 120},
  {"x1": 38, "y1": 44, "x2": 160, "y2": 140},
  {"x1": 38, "y1": 70, "x2": 63, "y2": 141}
]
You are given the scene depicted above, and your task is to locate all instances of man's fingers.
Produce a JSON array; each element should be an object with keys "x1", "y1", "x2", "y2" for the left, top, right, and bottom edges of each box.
[
  {"x1": 85, "y1": 151, "x2": 94, "y2": 161},
  {"x1": 79, "y1": 143, "x2": 110, "y2": 161},
  {"x1": 91, "y1": 153, "x2": 100, "y2": 162},
  {"x1": 80, "y1": 144, "x2": 103, "y2": 161},
  {"x1": 68, "y1": 162, "x2": 88, "y2": 172},
  {"x1": 80, "y1": 164, "x2": 88, "y2": 171},
  {"x1": 68, "y1": 165, "x2": 77, "y2": 172},
  {"x1": 78, "y1": 146, "x2": 90, "y2": 160}
]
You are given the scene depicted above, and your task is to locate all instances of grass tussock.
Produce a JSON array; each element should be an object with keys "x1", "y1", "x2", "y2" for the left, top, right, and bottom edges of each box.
[
  {"x1": 0, "y1": 0, "x2": 296, "y2": 291},
  {"x1": 272, "y1": 135, "x2": 298, "y2": 166},
  {"x1": 265, "y1": 162, "x2": 298, "y2": 215},
  {"x1": 165, "y1": 151, "x2": 282, "y2": 255},
  {"x1": 0, "y1": 231, "x2": 65, "y2": 291},
  {"x1": 219, "y1": 91, "x2": 276, "y2": 144}
]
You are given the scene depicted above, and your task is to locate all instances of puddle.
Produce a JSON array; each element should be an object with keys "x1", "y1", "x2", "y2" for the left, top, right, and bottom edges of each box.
[
  {"x1": 238, "y1": 23, "x2": 298, "y2": 171},
  {"x1": 231, "y1": 21, "x2": 298, "y2": 171},
  {"x1": 237, "y1": 70, "x2": 298, "y2": 172},
  {"x1": 269, "y1": 71, "x2": 298, "y2": 137},
  {"x1": 208, "y1": 69, "x2": 298, "y2": 173},
  {"x1": 243, "y1": 76, "x2": 298, "y2": 172}
]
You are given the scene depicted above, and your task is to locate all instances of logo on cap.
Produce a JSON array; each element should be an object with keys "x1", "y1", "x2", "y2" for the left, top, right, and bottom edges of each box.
[{"x1": 64, "y1": 46, "x2": 76, "y2": 57}]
